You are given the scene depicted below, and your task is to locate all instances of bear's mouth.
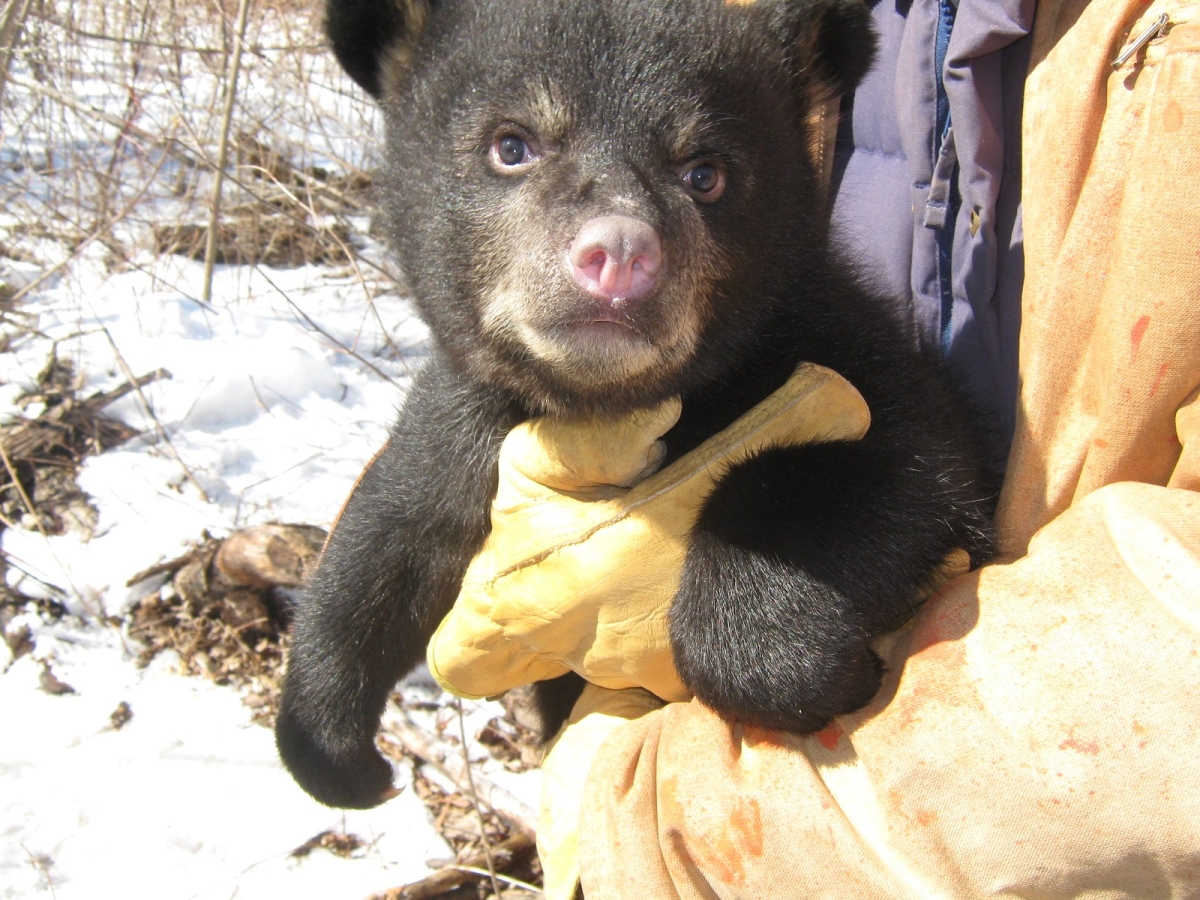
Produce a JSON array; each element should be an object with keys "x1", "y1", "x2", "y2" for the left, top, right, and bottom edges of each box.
[
  {"x1": 562, "y1": 307, "x2": 647, "y2": 342},
  {"x1": 548, "y1": 292, "x2": 646, "y2": 336},
  {"x1": 532, "y1": 311, "x2": 658, "y2": 372}
]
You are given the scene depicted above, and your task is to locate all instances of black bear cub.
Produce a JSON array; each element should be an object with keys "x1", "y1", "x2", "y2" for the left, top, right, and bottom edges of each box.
[{"x1": 277, "y1": 0, "x2": 996, "y2": 809}]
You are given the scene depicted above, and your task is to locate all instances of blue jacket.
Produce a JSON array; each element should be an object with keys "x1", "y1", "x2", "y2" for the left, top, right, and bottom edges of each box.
[{"x1": 832, "y1": 0, "x2": 1035, "y2": 472}]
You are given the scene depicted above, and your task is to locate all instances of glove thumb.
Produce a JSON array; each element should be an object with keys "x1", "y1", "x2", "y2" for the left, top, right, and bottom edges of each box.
[{"x1": 496, "y1": 398, "x2": 682, "y2": 508}]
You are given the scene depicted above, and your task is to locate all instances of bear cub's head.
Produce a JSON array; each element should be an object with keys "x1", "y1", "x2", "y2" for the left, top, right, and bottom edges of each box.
[{"x1": 329, "y1": 0, "x2": 874, "y2": 415}]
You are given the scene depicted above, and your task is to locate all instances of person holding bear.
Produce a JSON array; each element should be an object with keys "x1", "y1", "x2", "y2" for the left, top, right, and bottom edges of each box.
[
  {"x1": 280, "y1": 0, "x2": 1200, "y2": 896},
  {"x1": 426, "y1": 0, "x2": 1200, "y2": 896}
]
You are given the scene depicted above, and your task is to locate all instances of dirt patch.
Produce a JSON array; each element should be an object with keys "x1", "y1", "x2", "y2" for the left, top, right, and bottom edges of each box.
[
  {"x1": 476, "y1": 714, "x2": 541, "y2": 774},
  {"x1": 410, "y1": 768, "x2": 515, "y2": 858},
  {"x1": 153, "y1": 215, "x2": 355, "y2": 269},
  {"x1": 125, "y1": 524, "x2": 326, "y2": 724},
  {"x1": 386, "y1": 771, "x2": 541, "y2": 900},
  {"x1": 0, "y1": 354, "x2": 160, "y2": 538},
  {"x1": 153, "y1": 133, "x2": 371, "y2": 269},
  {"x1": 289, "y1": 829, "x2": 372, "y2": 861}
]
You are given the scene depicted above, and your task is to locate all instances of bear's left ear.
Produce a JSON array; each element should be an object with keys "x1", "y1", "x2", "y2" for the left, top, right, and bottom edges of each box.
[
  {"x1": 767, "y1": 0, "x2": 876, "y2": 99},
  {"x1": 325, "y1": 0, "x2": 435, "y2": 99}
]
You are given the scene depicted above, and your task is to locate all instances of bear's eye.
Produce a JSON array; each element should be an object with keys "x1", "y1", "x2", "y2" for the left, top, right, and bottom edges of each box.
[
  {"x1": 682, "y1": 162, "x2": 726, "y2": 202},
  {"x1": 491, "y1": 134, "x2": 535, "y2": 169}
]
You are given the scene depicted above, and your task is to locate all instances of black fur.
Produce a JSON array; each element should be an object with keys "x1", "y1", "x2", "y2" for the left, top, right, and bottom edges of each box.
[
  {"x1": 278, "y1": 0, "x2": 996, "y2": 809},
  {"x1": 324, "y1": 0, "x2": 410, "y2": 98}
]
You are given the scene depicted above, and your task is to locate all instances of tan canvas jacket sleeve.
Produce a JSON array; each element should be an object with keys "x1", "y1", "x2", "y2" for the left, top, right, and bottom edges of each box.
[{"x1": 563, "y1": 1, "x2": 1200, "y2": 897}]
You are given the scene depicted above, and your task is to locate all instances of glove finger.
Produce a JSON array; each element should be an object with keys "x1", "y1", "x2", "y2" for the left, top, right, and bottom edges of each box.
[
  {"x1": 426, "y1": 593, "x2": 573, "y2": 699},
  {"x1": 503, "y1": 397, "x2": 683, "y2": 499},
  {"x1": 623, "y1": 363, "x2": 871, "y2": 506}
]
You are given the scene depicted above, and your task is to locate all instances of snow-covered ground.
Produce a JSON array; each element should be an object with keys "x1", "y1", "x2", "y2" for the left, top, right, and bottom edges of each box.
[
  {"x1": 0, "y1": 218, "x2": 541, "y2": 900},
  {"x1": 0, "y1": 11, "x2": 548, "y2": 896},
  {"x1": 0, "y1": 248, "x2": 426, "y2": 615}
]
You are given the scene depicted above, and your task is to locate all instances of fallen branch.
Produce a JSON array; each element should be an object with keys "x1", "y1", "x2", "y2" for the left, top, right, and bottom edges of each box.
[
  {"x1": 86, "y1": 368, "x2": 172, "y2": 411},
  {"x1": 0, "y1": 369, "x2": 164, "y2": 463},
  {"x1": 379, "y1": 712, "x2": 539, "y2": 837},
  {"x1": 125, "y1": 541, "x2": 208, "y2": 588},
  {"x1": 365, "y1": 832, "x2": 537, "y2": 900}
]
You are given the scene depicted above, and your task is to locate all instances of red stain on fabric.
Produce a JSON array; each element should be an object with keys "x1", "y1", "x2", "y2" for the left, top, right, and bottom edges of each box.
[
  {"x1": 814, "y1": 722, "x2": 843, "y2": 751},
  {"x1": 886, "y1": 789, "x2": 939, "y2": 829},
  {"x1": 1164, "y1": 100, "x2": 1184, "y2": 133},
  {"x1": 661, "y1": 778, "x2": 736, "y2": 884},
  {"x1": 1130, "y1": 315, "x2": 1151, "y2": 360},
  {"x1": 729, "y1": 797, "x2": 764, "y2": 858},
  {"x1": 1150, "y1": 361, "x2": 1171, "y2": 397},
  {"x1": 692, "y1": 833, "x2": 743, "y2": 885},
  {"x1": 742, "y1": 725, "x2": 789, "y2": 751},
  {"x1": 889, "y1": 639, "x2": 981, "y2": 733},
  {"x1": 689, "y1": 822, "x2": 745, "y2": 884},
  {"x1": 1059, "y1": 735, "x2": 1100, "y2": 756},
  {"x1": 662, "y1": 780, "x2": 765, "y2": 887},
  {"x1": 661, "y1": 776, "x2": 686, "y2": 826}
]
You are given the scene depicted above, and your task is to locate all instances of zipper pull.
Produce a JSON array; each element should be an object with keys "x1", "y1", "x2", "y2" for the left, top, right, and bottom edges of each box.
[{"x1": 1112, "y1": 12, "x2": 1170, "y2": 68}]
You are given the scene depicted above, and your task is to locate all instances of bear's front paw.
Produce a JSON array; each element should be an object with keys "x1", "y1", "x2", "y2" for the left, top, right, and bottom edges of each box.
[
  {"x1": 672, "y1": 625, "x2": 883, "y2": 734},
  {"x1": 275, "y1": 704, "x2": 396, "y2": 809}
]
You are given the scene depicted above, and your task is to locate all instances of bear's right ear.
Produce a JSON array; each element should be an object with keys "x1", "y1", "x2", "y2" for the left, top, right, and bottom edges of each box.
[
  {"x1": 767, "y1": 0, "x2": 876, "y2": 101},
  {"x1": 326, "y1": 0, "x2": 434, "y2": 99}
]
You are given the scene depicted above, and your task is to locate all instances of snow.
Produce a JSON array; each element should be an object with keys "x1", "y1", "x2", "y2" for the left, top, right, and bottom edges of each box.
[
  {"x1": 2, "y1": 637, "x2": 451, "y2": 900},
  {"x1": 0, "y1": 243, "x2": 540, "y2": 899},
  {"x1": 1, "y1": 252, "x2": 428, "y2": 618},
  {"x1": 0, "y1": 12, "x2": 547, "y2": 895}
]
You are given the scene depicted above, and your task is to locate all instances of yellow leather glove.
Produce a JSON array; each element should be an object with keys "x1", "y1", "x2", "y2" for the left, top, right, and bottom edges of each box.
[{"x1": 426, "y1": 363, "x2": 872, "y2": 702}]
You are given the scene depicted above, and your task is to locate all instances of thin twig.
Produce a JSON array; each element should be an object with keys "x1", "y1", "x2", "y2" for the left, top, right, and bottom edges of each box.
[
  {"x1": 0, "y1": 0, "x2": 34, "y2": 107},
  {"x1": 381, "y1": 712, "x2": 538, "y2": 835},
  {"x1": 97, "y1": 326, "x2": 209, "y2": 503},
  {"x1": 0, "y1": 548, "x2": 69, "y2": 598},
  {"x1": 10, "y1": 75, "x2": 392, "y2": 288},
  {"x1": 258, "y1": 268, "x2": 397, "y2": 384},
  {"x1": 0, "y1": 437, "x2": 48, "y2": 539},
  {"x1": 28, "y1": 11, "x2": 323, "y2": 53},
  {"x1": 457, "y1": 697, "x2": 503, "y2": 899},
  {"x1": 9, "y1": 151, "x2": 171, "y2": 306},
  {"x1": 450, "y1": 866, "x2": 543, "y2": 895},
  {"x1": 254, "y1": 165, "x2": 408, "y2": 371},
  {"x1": 365, "y1": 833, "x2": 536, "y2": 900},
  {"x1": 19, "y1": 843, "x2": 56, "y2": 900},
  {"x1": 202, "y1": 0, "x2": 253, "y2": 306}
]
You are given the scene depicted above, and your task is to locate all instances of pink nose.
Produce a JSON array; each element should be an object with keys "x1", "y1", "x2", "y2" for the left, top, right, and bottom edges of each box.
[{"x1": 568, "y1": 215, "x2": 662, "y2": 301}]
